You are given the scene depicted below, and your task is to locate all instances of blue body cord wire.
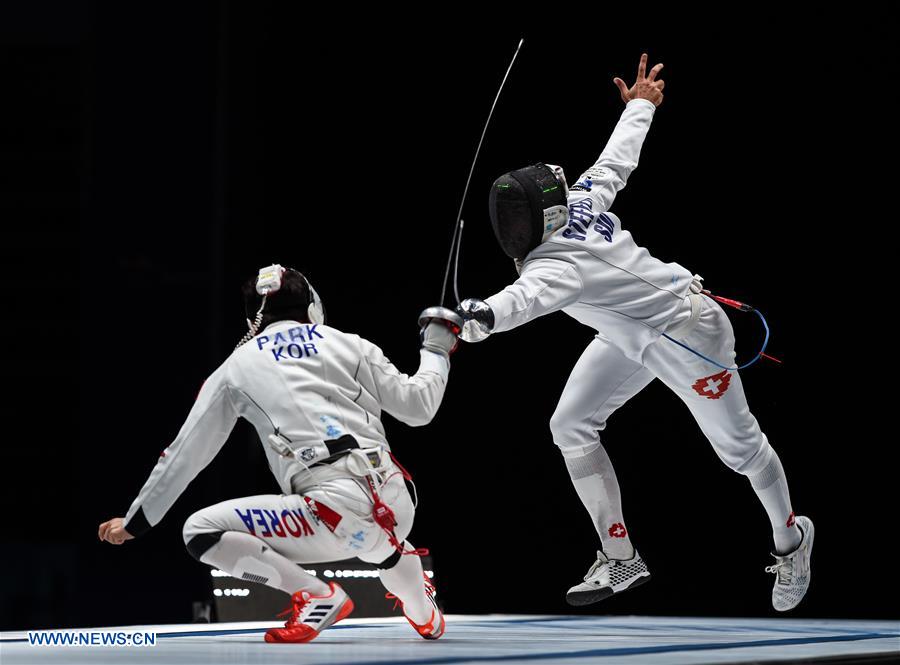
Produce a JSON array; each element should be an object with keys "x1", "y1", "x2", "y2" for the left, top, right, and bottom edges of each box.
[{"x1": 661, "y1": 308, "x2": 771, "y2": 372}]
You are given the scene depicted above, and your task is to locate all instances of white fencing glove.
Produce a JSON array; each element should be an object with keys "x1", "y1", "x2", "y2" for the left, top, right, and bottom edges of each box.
[{"x1": 418, "y1": 306, "x2": 463, "y2": 358}]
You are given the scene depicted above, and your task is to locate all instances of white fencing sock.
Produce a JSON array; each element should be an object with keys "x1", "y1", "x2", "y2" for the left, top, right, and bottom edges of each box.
[
  {"x1": 748, "y1": 449, "x2": 802, "y2": 555},
  {"x1": 199, "y1": 531, "x2": 330, "y2": 596},
  {"x1": 378, "y1": 548, "x2": 432, "y2": 625},
  {"x1": 563, "y1": 442, "x2": 635, "y2": 561}
]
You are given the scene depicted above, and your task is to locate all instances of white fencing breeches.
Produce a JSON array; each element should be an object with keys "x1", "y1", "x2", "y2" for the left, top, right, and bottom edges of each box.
[
  {"x1": 551, "y1": 295, "x2": 787, "y2": 551},
  {"x1": 182, "y1": 461, "x2": 416, "y2": 567},
  {"x1": 552, "y1": 294, "x2": 772, "y2": 474},
  {"x1": 180, "y1": 456, "x2": 438, "y2": 613}
]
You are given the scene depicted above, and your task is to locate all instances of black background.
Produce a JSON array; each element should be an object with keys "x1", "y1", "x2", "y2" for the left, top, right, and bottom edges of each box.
[{"x1": 1, "y1": 3, "x2": 897, "y2": 630}]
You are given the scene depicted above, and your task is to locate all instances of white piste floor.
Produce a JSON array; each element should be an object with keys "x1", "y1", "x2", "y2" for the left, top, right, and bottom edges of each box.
[{"x1": 1, "y1": 614, "x2": 898, "y2": 664}]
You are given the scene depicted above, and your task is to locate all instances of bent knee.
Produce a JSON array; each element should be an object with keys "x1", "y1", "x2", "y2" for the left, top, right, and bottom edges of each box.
[
  {"x1": 182, "y1": 508, "x2": 212, "y2": 544},
  {"x1": 548, "y1": 409, "x2": 568, "y2": 442},
  {"x1": 183, "y1": 508, "x2": 224, "y2": 562},
  {"x1": 549, "y1": 411, "x2": 603, "y2": 459},
  {"x1": 727, "y1": 438, "x2": 774, "y2": 477}
]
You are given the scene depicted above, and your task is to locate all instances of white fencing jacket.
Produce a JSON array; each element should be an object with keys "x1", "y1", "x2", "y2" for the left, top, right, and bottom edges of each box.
[
  {"x1": 485, "y1": 99, "x2": 693, "y2": 362},
  {"x1": 123, "y1": 321, "x2": 449, "y2": 536}
]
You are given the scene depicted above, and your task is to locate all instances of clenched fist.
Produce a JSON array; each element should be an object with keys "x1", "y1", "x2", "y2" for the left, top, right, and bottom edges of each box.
[
  {"x1": 98, "y1": 517, "x2": 134, "y2": 545},
  {"x1": 614, "y1": 53, "x2": 665, "y2": 107}
]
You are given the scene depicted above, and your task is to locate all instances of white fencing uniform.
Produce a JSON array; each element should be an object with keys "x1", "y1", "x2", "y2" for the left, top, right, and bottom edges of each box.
[
  {"x1": 123, "y1": 319, "x2": 449, "y2": 567},
  {"x1": 483, "y1": 99, "x2": 797, "y2": 556},
  {"x1": 181, "y1": 455, "x2": 417, "y2": 566}
]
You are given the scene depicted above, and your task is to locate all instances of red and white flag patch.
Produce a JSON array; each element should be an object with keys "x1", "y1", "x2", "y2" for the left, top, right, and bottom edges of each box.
[
  {"x1": 304, "y1": 496, "x2": 343, "y2": 533},
  {"x1": 691, "y1": 370, "x2": 732, "y2": 400},
  {"x1": 608, "y1": 523, "x2": 628, "y2": 539}
]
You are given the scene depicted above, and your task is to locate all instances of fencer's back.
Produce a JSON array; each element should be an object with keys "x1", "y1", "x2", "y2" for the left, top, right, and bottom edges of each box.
[
  {"x1": 122, "y1": 317, "x2": 448, "y2": 528},
  {"x1": 227, "y1": 321, "x2": 390, "y2": 463}
]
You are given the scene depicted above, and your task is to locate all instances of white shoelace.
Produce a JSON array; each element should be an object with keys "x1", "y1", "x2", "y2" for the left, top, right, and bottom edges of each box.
[
  {"x1": 765, "y1": 557, "x2": 794, "y2": 585},
  {"x1": 584, "y1": 551, "x2": 610, "y2": 581}
]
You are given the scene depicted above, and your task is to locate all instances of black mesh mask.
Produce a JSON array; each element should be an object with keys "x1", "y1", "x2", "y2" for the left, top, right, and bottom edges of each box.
[{"x1": 488, "y1": 163, "x2": 567, "y2": 260}]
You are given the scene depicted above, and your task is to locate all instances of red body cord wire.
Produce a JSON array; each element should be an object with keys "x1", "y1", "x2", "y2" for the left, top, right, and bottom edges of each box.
[
  {"x1": 703, "y1": 290, "x2": 783, "y2": 365},
  {"x1": 366, "y1": 454, "x2": 428, "y2": 557}
]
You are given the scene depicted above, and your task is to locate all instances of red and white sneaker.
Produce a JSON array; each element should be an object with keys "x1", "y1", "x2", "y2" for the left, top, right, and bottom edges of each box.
[
  {"x1": 264, "y1": 582, "x2": 354, "y2": 643},
  {"x1": 386, "y1": 575, "x2": 445, "y2": 640}
]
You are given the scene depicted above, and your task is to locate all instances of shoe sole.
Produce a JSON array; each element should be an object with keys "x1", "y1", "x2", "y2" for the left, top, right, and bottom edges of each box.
[
  {"x1": 566, "y1": 573, "x2": 651, "y2": 607},
  {"x1": 422, "y1": 612, "x2": 445, "y2": 640},
  {"x1": 297, "y1": 597, "x2": 356, "y2": 643}
]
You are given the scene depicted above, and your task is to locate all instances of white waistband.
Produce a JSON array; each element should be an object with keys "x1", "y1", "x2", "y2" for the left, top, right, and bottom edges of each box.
[{"x1": 664, "y1": 292, "x2": 703, "y2": 338}]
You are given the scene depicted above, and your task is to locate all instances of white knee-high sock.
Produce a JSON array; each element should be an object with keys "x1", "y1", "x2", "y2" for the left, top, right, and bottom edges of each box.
[
  {"x1": 748, "y1": 449, "x2": 802, "y2": 555},
  {"x1": 199, "y1": 531, "x2": 330, "y2": 596},
  {"x1": 378, "y1": 547, "x2": 432, "y2": 625},
  {"x1": 562, "y1": 442, "x2": 635, "y2": 560}
]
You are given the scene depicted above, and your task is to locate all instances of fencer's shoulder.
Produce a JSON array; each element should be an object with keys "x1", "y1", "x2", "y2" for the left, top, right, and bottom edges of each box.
[
  {"x1": 344, "y1": 331, "x2": 382, "y2": 357},
  {"x1": 517, "y1": 251, "x2": 584, "y2": 288},
  {"x1": 566, "y1": 188, "x2": 593, "y2": 205},
  {"x1": 565, "y1": 190, "x2": 619, "y2": 219},
  {"x1": 299, "y1": 324, "x2": 362, "y2": 351},
  {"x1": 520, "y1": 247, "x2": 572, "y2": 266},
  {"x1": 194, "y1": 352, "x2": 238, "y2": 395}
]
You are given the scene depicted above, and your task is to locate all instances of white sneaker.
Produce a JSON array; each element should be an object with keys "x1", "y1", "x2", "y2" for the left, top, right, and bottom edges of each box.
[
  {"x1": 566, "y1": 550, "x2": 651, "y2": 606},
  {"x1": 766, "y1": 515, "x2": 814, "y2": 612}
]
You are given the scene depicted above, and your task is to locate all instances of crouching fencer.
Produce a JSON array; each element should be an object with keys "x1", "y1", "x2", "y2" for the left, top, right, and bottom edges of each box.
[
  {"x1": 99, "y1": 265, "x2": 461, "y2": 642},
  {"x1": 457, "y1": 54, "x2": 813, "y2": 611}
]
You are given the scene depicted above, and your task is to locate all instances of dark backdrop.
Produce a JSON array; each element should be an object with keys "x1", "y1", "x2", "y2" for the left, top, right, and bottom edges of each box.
[{"x1": 1, "y1": 3, "x2": 897, "y2": 630}]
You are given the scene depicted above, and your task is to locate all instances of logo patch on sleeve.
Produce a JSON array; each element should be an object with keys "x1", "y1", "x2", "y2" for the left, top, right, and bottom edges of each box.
[{"x1": 571, "y1": 178, "x2": 593, "y2": 192}]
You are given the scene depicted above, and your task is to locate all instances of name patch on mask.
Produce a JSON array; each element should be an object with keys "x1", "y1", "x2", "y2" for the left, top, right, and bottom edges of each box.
[
  {"x1": 562, "y1": 199, "x2": 615, "y2": 243},
  {"x1": 255, "y1": 325, "x2": 324, "y2": 362}
]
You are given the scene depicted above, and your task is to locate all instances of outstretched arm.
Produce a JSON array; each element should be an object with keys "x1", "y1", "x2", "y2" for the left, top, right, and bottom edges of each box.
[
  {"x1": 99, "y1": 362, "x2": 238, "y2": 543},
  {"x1": 572, "y1": 53, "x2": 666, "y2": 212},
  {"x1": 457, "y1": 258, "x2": 584, "y2": 342},
  {"x1": 485, "y1": 259, "x2": 583, "y2": 333}
]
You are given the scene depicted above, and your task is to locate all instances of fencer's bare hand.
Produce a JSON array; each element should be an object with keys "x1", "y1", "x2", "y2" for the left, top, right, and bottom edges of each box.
[
  {"x1": 98, "y1": 517, "x2": 134, "y2": 545},
  {"x1": 613, "y1": 53, "x2": 665, "y2": 106}
]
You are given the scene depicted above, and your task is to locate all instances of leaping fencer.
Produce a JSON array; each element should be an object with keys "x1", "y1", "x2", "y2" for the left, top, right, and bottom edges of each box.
[
  {"x1": 457, "y1": 54, "x2": 813, "y2": 611},
  {"x1": 99, "y1": 265, "x2": 462, "y2": 642}
]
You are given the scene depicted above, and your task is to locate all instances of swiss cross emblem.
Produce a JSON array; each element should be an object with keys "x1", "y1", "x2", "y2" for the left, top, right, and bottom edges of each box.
[
  {"x1": 608, "y1": 523, "x2": 628, "y2": 539},
  {"x1": 691, "y1": 370, "x2": 732, "y2": 400}
]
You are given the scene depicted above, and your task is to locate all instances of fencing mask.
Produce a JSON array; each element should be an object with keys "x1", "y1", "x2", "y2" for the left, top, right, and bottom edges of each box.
[{"x1": 488, "y1": 163, "x2": 569, "y2": 260}]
